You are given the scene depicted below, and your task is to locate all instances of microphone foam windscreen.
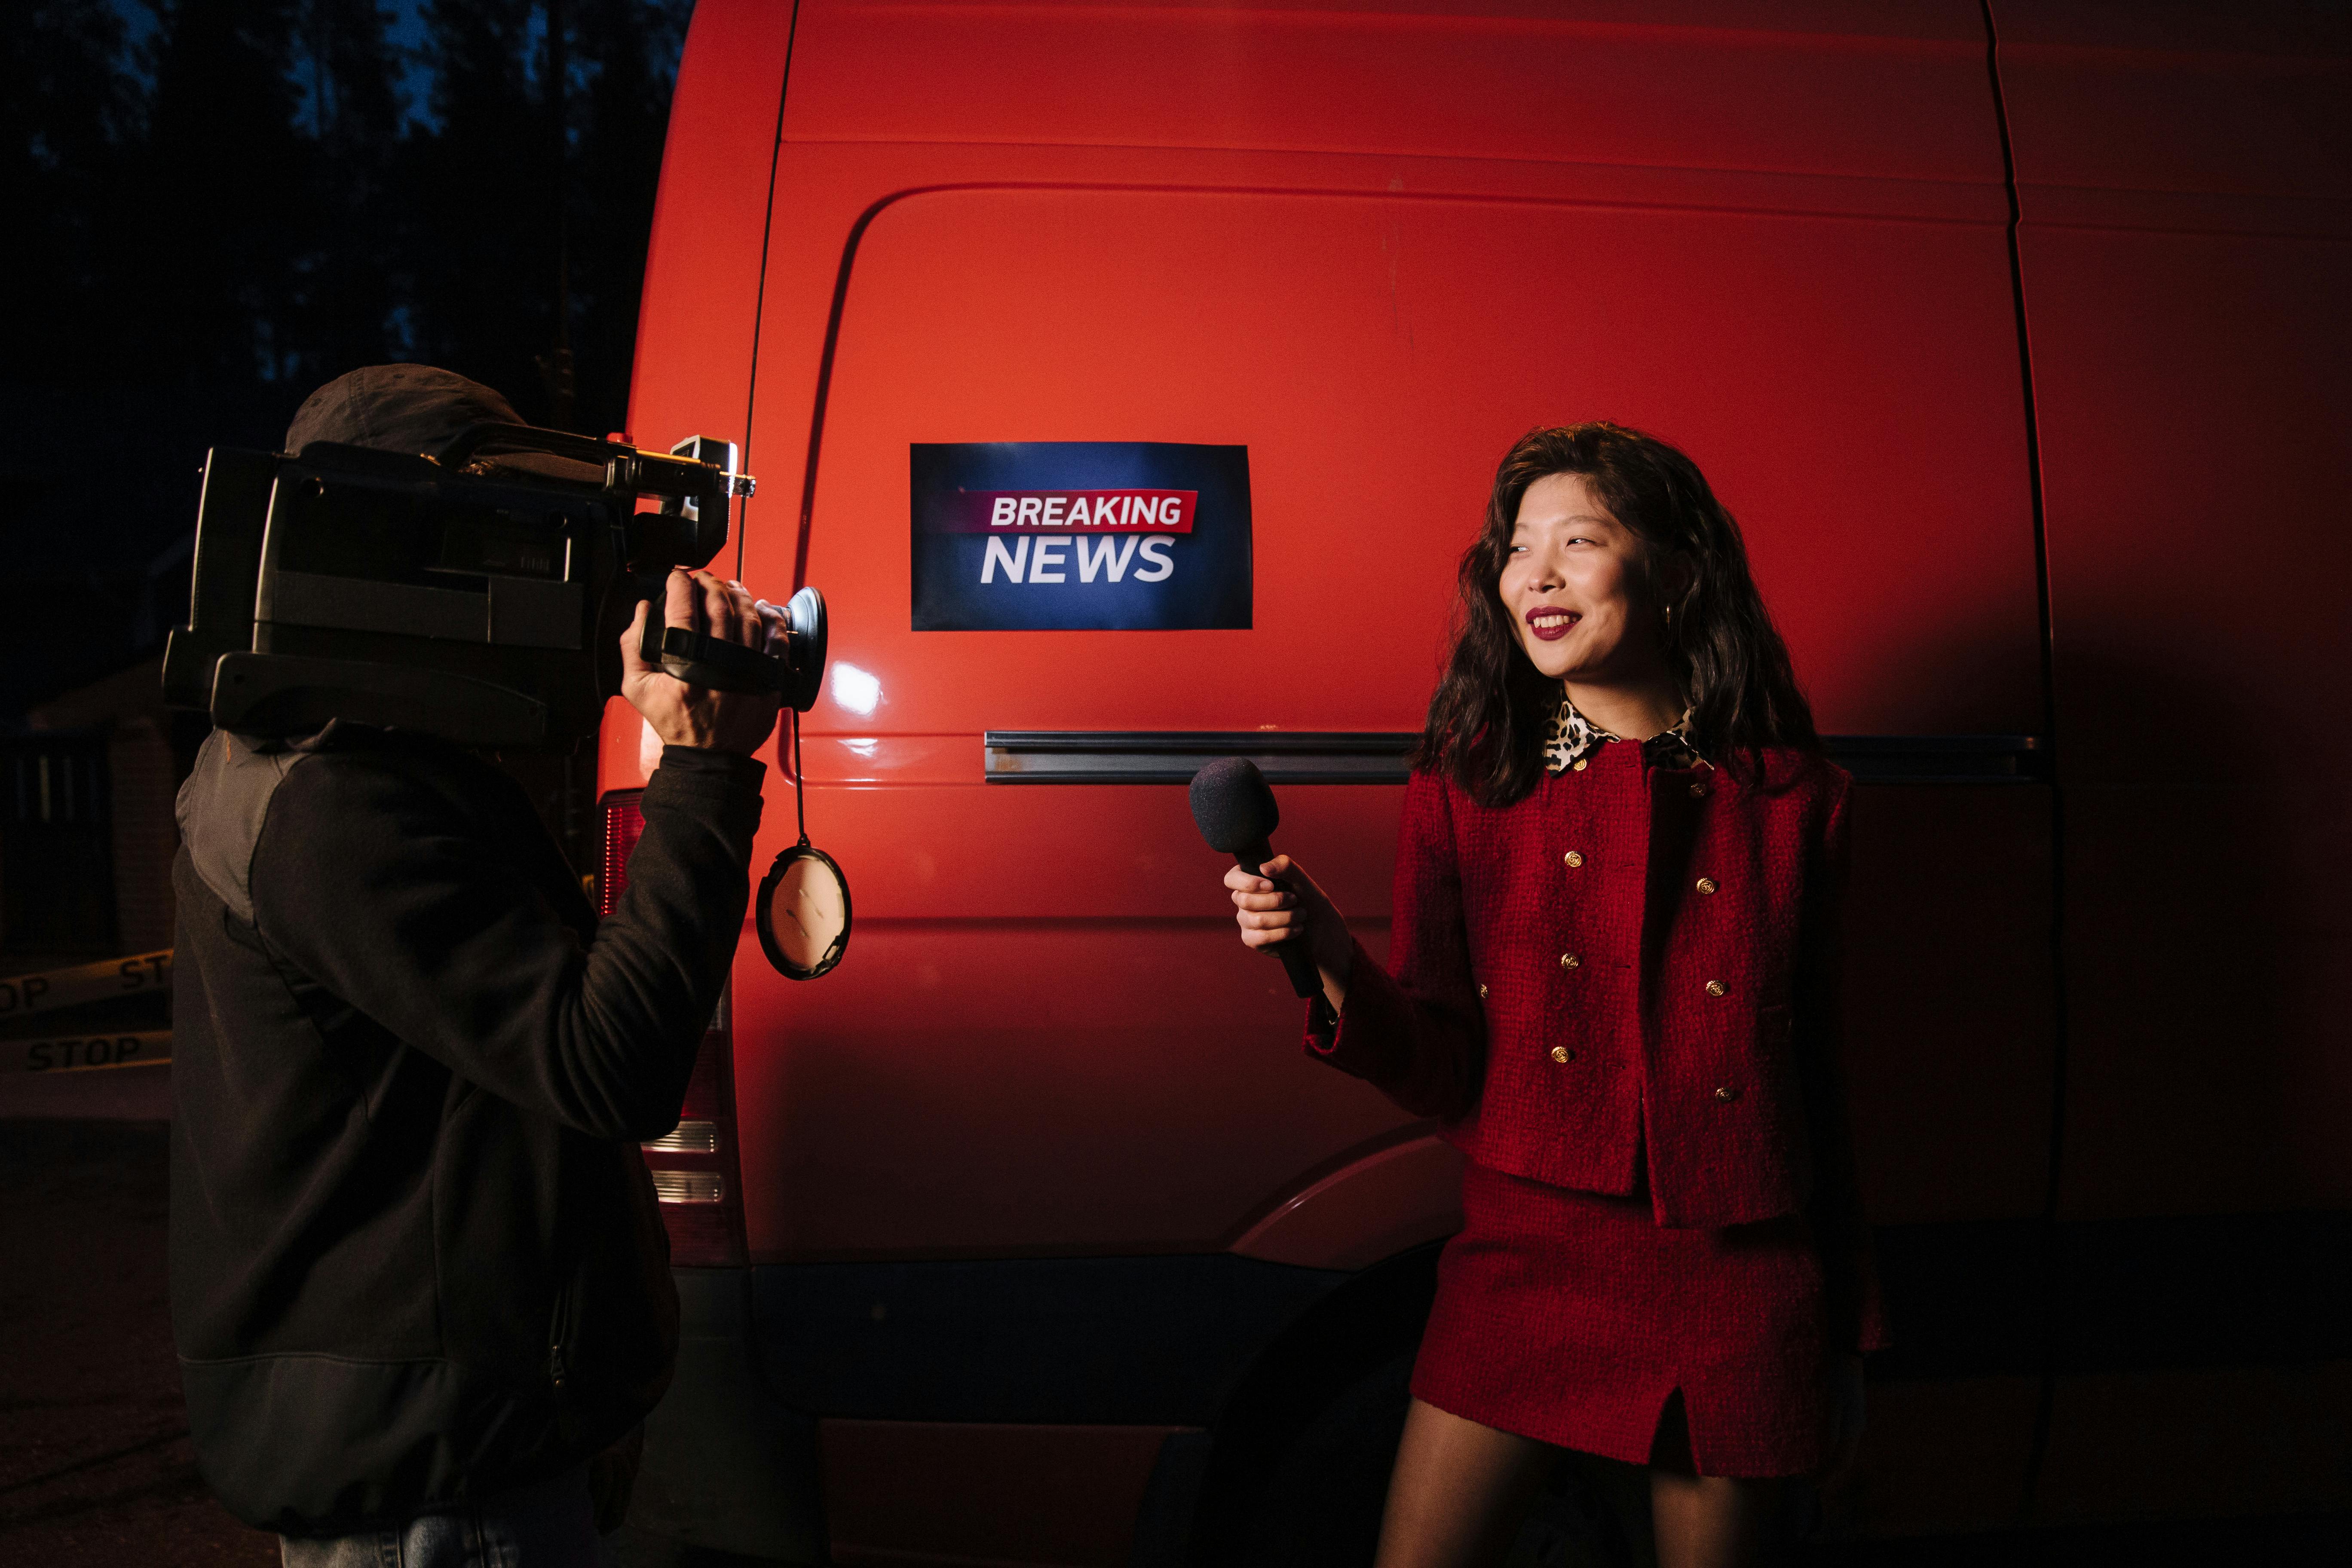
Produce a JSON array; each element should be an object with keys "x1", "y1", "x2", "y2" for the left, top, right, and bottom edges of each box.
[{"x1": 1189, "y1": 756, "x2": 1280, "y2": 853}]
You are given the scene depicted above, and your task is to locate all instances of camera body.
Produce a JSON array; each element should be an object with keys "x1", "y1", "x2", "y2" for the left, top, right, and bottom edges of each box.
[{"x1": 163, "y1": 424, "x2": 824, "y2": 749}]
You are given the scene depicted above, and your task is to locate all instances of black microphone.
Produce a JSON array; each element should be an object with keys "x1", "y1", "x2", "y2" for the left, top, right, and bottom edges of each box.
[{"x1": 1189, "y1": 757, "x2": 1320, "y2": 1000}]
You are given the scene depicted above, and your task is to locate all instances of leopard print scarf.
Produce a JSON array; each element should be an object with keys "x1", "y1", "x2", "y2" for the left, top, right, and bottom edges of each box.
[{"x1": 1542, "y1": 690, "x2": 1708, "y2": 774}]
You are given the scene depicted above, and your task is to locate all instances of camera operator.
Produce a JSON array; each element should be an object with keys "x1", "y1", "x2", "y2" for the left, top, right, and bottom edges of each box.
[{"x1": 169, "y1": 367, "x2": 778, "y2": 1563}]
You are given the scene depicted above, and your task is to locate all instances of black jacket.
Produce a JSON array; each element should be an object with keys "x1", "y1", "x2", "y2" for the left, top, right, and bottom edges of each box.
[{"x1": 168, "y1": 722, "x2": 763, "y2": 1534}]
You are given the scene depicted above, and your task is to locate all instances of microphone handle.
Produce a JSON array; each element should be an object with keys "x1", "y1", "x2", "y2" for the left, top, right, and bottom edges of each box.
[{"x1": 1238, "y1": 840, "x2": 1321, "y2": 1000}]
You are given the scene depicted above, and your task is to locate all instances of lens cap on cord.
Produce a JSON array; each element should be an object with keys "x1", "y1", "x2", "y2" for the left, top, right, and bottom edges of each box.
[
  {"x1": 754, "y1": 701, "x2": 848, "y2": 981},
  {"x1": 756, "y1": 842, "x2": 850, "y2": 980}
]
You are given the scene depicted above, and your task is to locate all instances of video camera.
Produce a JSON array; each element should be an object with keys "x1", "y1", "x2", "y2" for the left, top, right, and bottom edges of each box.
[{"x1": 162, "y1": 423, "x2": 826, "y2": 749}]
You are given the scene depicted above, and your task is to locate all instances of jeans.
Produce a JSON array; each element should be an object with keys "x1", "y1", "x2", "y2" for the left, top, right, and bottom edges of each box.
[{"x1": 279, "y1": 1467, "x2": 618, "y2": 1568}]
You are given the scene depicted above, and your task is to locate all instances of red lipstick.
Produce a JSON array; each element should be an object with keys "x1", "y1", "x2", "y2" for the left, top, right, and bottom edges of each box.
[{"x1": 1525, "y1": 605, "x2": 1580, "y2": 642}]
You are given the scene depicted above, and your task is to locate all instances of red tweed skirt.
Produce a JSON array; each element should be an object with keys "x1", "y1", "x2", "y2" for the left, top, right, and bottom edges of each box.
[{"x1": 1410, "y1": 1159, "x2": 1832, "y2": 1479}]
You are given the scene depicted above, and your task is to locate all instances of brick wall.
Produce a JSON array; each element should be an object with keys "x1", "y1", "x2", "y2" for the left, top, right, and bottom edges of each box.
[
  {"x1": 106, "y1": 718, "x2": 180, "y2": 954},
  {"x1": 20, "y1": 656, "x2": 183, "y2": 959}
]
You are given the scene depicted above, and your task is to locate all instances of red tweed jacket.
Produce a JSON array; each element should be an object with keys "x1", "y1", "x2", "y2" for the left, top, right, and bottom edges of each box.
[{"x1": 1308, "y1": 738, "x2": 1886, "y2": 1346}]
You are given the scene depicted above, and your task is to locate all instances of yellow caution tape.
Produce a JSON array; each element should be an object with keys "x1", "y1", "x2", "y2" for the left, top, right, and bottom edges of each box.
[
  {"x1": 0, "y1": 950, "x2": 173, "y2": 1019},
  {"x1": 1, "y1": 1029, "x2": 172, "y2": 1074}
]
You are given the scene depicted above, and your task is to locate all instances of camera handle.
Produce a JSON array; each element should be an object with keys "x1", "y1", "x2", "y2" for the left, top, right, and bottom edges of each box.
[
  {"x1": 438, "y1": 423, "x2": 616, "y2": 470},
  {"x1": 636, "y1": 583, "x2": 827, "y2": 713},
  {"x1": 646, "y1": 622, "x2": 781, "y2": 689},
  {"x1": 439, "y1": 423, "x2": 753, "y2": 576}
]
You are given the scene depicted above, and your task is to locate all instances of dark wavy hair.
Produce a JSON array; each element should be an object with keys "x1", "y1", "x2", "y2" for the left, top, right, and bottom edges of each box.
[{"x1": 1412, "y1": 423, "x2": 1819, "y2": 806}]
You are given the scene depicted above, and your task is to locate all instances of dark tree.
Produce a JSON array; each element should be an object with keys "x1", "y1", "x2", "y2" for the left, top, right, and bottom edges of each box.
[
  {"x1": 1, "y1": 0, "x2": 691, "y2": 720},
  {"x1": 292, "y1": 0, "x2": 410, "y2": 383},
  {"x1": 138, "y1": 0, "x2": 315, "y2": 392},
  {"x1": 4, "y1": 1, "x2": 138, "y2": 380},
  {"x1": 568, "y1": 0, "x2": 692, "y2": 440},
  {"x1": 406, "y1": 0, "x2": 564, "y2": 425}
]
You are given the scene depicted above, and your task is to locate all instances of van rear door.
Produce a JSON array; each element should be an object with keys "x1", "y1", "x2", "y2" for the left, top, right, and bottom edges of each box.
[
  {"x1": 716, "y1": 0, "x2": 2061, "y2": 1547},
  {"x1": 747, "y1": 182, "x2": 2050, "y2": 1257}
]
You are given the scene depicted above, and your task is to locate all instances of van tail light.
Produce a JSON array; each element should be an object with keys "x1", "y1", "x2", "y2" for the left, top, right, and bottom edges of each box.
[
  {"x1": 603, "y1": 790, "x2": 750, "y2": 1268},
  {"x1": 597, "y1": 790, "x2": 646, "y2": 918},
  {"x1": 643, "y1": 1025, "x2": 750, "y2": 1267}
]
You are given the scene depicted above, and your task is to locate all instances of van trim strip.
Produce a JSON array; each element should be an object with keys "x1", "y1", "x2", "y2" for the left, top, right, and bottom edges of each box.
[{"x1": 983, "y1": 731, "x2": 2046, "y2": 786}]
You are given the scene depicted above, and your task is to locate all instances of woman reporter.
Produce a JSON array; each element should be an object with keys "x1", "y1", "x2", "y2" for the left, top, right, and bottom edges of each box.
[{"x1": 1228, "y1": 424, "x2": 1883, "y2": 1568}]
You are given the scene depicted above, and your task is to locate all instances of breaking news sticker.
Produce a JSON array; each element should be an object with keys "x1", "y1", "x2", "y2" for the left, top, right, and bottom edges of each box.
[{"x1": 911, "y1": 442, "x2": 1251, "y2": 631}]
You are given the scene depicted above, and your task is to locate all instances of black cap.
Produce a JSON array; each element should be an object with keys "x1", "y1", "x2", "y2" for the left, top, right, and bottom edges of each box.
[
  {"x1": 285, "y1": 364, "x2": 602, "y2": 484},
  {"x1": 286, "y1": 364, "x2": 518, "y2": 454}
]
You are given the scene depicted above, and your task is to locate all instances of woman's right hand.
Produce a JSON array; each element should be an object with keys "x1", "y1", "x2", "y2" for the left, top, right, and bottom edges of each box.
[{"x1": 1226, "y1": 855, "x2": 1354, "y2": 1008}]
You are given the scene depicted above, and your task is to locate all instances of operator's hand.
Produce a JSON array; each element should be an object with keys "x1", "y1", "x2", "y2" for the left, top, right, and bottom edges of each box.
[
  {"x1": 621, "y1": 569, "x2": 785, "y2": 755},
  {"x1": 1227, "y1": 854, "x2": 1354, "y2": 1009}
]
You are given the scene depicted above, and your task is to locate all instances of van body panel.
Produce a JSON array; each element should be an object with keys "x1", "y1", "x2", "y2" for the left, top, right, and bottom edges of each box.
[
  {"x1": 616, "y1": 0, "x2": 2352, "y2": 1550},
  {"x1": 786, "y1": 0, "x2": 1999, "y2": 181},
  {"x1": 660, "y1": 8, "x2": 2069, "y2": 1548},
  {"x1": 626, "y1": 0, "x2": 789, "y2": 445},
  {"x1": 1841, "y1": 783, "x2": 2058, "y2": 1224},
  {"x1": 784, "y1": 186, "x2": 2043, "y2": 734},
  {"x1": 1228, "y1": 1132, "x2": 1467, "y2": 1271},
  {"x1": 742, "y1": 781, "x2": 1404, "y2": 925},
  {"x1": 1988, "y1": 0, "x2": 2352, "y2": 1525},
  {"x1": 1840, "y1": 1375, "x2": 2044, "y2": 1536},
  {"x1": 2032, "y1": 1363, "x2": 2352, "y2": 1524},
  {"x1": 730, "y1": 908, "x2": 1410, "y2": 1257},
  {"x1": 602, "y1": 0, "x2": 794, "y2": 797},
  {"x1": 739, "y1": 175, "x2": 2050, "y2": 1265},
  {"x1": 735, "y1": 137, "x2": 2020, "y2": 597},
  {"x1": 751, "y1": 1252, "x2": 1348, "y2": 1421},
  {"x1": 1997, "y1": 0, "x2": 2350, "y2": 207},
  {"x1": 1996, "y1": 6, "x2": 2352, "y2": 1225}
]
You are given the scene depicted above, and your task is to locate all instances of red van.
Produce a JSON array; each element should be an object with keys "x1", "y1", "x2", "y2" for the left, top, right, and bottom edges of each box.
[{"x1": 595, "y1": 3, "x2": 2351, "y2": 1562}]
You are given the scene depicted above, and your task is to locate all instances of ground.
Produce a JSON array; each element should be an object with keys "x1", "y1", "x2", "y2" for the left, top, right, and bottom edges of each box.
[
  {"x1": 0, "y1": 1112, "x2": 748, "y2": 1566},
  {"x1": 0, "y1": 1117, "x2": 275, "y2": 1565},
  {"x1": 3, "y1": 1096, "x2": 2344, "y2": 1566}
]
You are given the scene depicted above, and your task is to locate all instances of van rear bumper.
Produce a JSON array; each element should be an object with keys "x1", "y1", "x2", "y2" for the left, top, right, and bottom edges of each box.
[
  {"x1": 634, "y1": 1253, "x2": 1353, "y2": 1560},
  {"x1": 632, "y1": 1267, "x2": 826, "y2": 1562}
]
